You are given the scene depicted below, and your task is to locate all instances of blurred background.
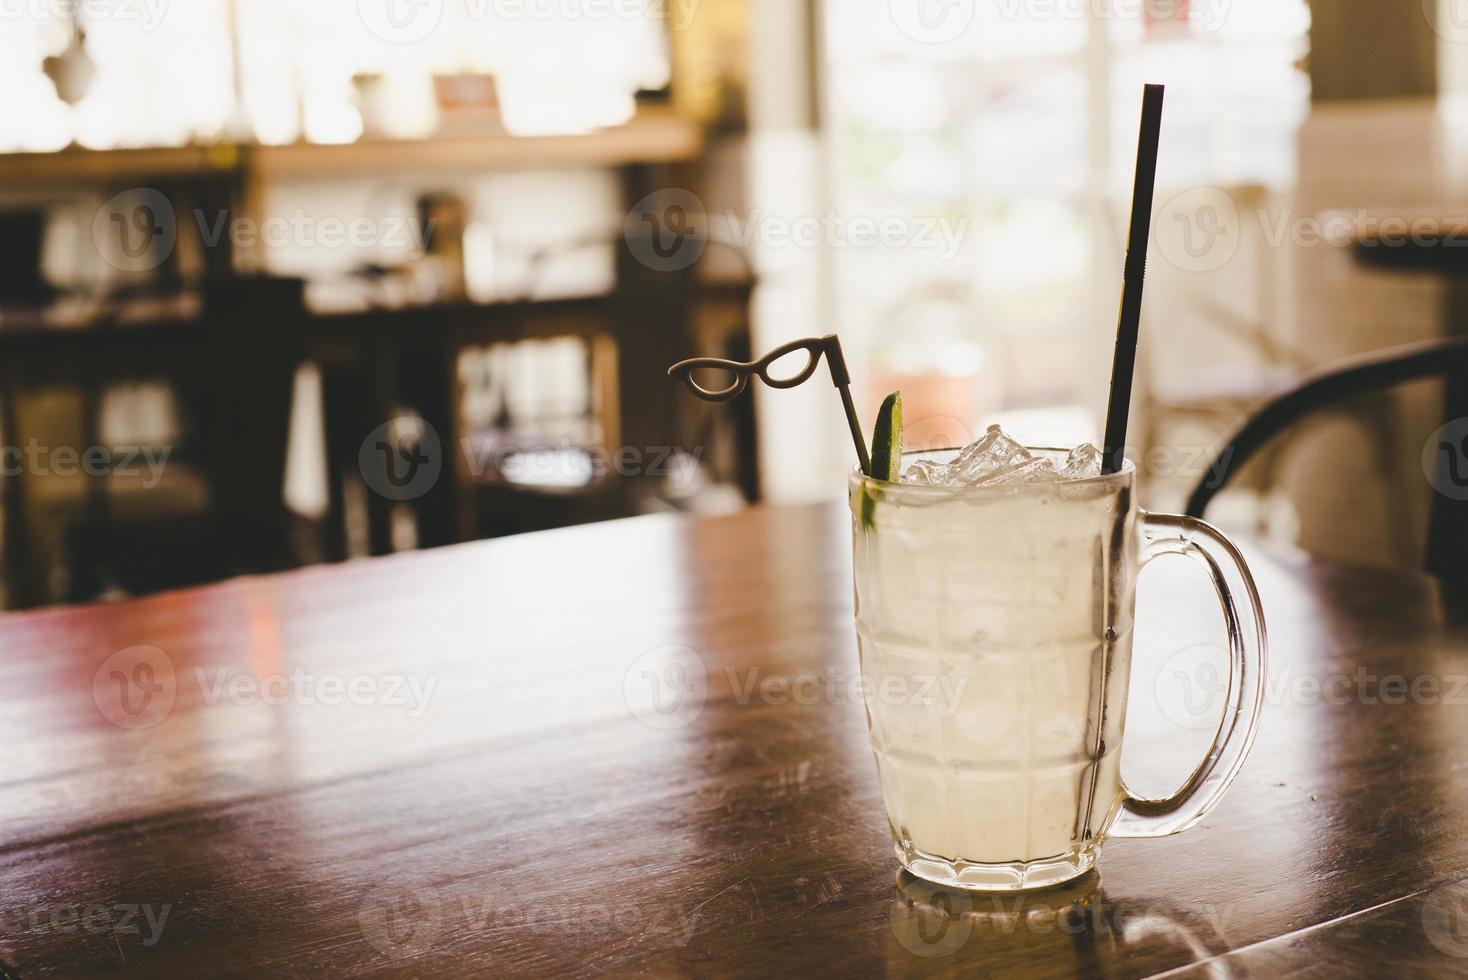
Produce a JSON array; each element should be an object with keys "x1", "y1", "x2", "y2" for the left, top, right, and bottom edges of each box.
[{"x1": 0, "y1": 0, "x2": 1464, "y2": 607}]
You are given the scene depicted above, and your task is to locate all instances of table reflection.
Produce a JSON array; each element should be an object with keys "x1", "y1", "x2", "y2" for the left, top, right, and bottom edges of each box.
[{"x1": 888, "y1": 870, "x2": 1235, "y2": 977}]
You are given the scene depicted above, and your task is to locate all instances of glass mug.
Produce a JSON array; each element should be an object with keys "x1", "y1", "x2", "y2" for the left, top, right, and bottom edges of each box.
[{"x1": 849, "y1": 448, "x2": 1266, "y2": 891}]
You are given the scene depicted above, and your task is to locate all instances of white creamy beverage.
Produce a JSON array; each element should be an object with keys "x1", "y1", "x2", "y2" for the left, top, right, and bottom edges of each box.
[
  {"x1": 672, "y1": 334, "x2": 1267, "y2": 893},
  {"x1": 851, "y1": 427, "x2": 1136, "y2": 890}
]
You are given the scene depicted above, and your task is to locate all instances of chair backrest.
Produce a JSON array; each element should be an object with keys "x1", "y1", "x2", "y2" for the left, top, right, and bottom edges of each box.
[
  {"x1": 1185, "y1": 337, "x2": 1468, "y2": 582},
  {"x1": 197, "y1": 275, "x2": 306, "y2": 572}
]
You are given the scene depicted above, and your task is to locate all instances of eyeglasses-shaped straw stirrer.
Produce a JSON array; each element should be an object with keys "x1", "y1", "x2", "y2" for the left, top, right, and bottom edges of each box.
[{"x1": 668, "y1": 334, "x2": 872, "y2": 476}]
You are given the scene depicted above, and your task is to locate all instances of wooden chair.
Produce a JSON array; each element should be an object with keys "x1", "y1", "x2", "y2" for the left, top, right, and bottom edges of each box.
[{"x1": 1186, "y1": 337, "x2": 1468, "y2": 584}]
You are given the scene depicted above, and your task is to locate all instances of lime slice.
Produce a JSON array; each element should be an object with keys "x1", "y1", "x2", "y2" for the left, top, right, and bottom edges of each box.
[
  {"x1": 860, "y1": 391, "x2": 902, "y2": 531},
  {"x1": 870, "y1": 391, "x2": 903, "y2": 482}
]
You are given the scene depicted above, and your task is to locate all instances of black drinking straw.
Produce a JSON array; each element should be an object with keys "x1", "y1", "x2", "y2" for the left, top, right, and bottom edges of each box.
[{"x1": 1102, "y1": 84, "x2": 1166, "y2": 475}]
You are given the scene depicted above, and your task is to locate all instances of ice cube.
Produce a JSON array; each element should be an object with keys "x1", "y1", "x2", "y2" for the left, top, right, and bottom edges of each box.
[
  {"x1": 902, "y1": 459, "x2": 951, "y2": 485},
  {"x1": 1060, "y1": 443, "x2": 1103, "y2": 480},
  {"x1": 901, "y1": 426, "x2": 1103, "y2": 487},
  {"x1": 949, "y1": 425, "x2": 1032, "y2": 484},
  {"x1": 969, "y1": 455, "x2": 1061, "y2": 487}
]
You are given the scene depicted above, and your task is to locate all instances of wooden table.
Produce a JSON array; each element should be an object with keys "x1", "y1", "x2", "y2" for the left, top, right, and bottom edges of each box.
[{"x1": 2, "y1": 504, "x2": 1466, "y2": 977}]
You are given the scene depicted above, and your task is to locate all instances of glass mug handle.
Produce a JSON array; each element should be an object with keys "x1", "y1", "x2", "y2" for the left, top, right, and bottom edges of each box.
[{"x1": 1109, "y1": 512, "x2": 1269, "y2": 839}]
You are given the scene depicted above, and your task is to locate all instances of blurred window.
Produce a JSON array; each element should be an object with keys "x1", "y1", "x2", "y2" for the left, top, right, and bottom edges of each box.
[
  {"x1": 0, "y1": 0, "x2": 671, "y2": 151},
  {"x1": 822, "y1": 0, "x2": 1309, "y2": 440}
]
